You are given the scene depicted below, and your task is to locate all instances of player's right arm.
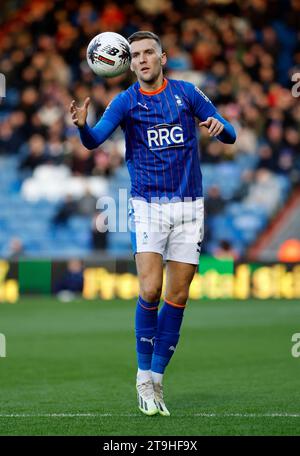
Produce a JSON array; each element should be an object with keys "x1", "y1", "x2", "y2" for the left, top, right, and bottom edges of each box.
[{"x1": 69, "y1": 93, "x2": 126, "y2": 150}]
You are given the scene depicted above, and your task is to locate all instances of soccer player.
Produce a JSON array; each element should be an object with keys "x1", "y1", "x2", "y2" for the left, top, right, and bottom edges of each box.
[{"x1": 70, "y1": 31, "x2": 236, "y2": 416}]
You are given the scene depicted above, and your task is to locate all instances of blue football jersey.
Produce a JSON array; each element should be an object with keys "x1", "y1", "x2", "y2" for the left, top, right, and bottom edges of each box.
[{"x1": 79, "y1": 78, "x2": 236, "y2": 201}]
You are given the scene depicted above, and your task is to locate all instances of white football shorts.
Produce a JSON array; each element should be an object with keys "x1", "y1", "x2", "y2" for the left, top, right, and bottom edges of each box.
[{"x1": 128, "y1": 197, "x2": 204, "y2": 265}]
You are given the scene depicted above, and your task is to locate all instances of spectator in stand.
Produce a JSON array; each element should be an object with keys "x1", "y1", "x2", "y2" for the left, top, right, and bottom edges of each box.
[
  {"x1": 213, "y1": 240, "x2": 239, "y2": 261},
  {"x1": 69, "y1": 141, "x2": 95, "y2": 176},
  {"x1": 6, "y1": 238, "x2": 25, "y2": 260},
  {"x1": 8, "y1": 111, "x2": 28, "y2": 151},
  {"x1": 91, "y1": 212, "x2": 108, "y2": 251},
  {"x1": 245, "y1": 169, "x2": 281, "y2": 216},
  {"x1": 46, "y1": 121, "x2": 66, "y2": 165},
  {"x1": 52, "y1": 194, "x2": 78, "y2": 225},
  {"x1": 54, "y1": 259, "x2": 84, "y2": 295},
  {"x1": 92, "y1": 150, "x2": 112, "y2": 177},
  {"x1": 19, "y1": 134, "x2": 48, "y2": 172},
  {"x1": 77, "y1": 187, "x2": 97, "y2": 216},
  {"x1": 205, "y1": 185, "x2": 226, "y2": 217},
  {"x1": 0, "y1": 120, "x2": 18, "y2": 155}
]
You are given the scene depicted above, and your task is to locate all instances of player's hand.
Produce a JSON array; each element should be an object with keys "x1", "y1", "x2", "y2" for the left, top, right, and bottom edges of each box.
[
  {"x1": 69, "y1": 97, "x2": 90, "y2": 128},
  {"x1": 199, "y1": 117, "x2": 224, "y2": 137}
]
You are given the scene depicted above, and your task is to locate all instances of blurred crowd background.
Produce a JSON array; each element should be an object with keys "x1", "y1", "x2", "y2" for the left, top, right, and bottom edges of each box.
[{"x1": 0, "y1": 0, "x2": 300, "y2": 261}]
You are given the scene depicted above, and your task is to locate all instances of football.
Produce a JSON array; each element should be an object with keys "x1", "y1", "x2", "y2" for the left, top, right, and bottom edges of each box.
[{"x1": 86, "y1": 32, "x2": 131, "y2": 78}]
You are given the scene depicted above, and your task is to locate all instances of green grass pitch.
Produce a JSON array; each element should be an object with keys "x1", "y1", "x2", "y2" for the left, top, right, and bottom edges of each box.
[{"x1": 0, "y1": 297, "x2": 300, "y2": 435}]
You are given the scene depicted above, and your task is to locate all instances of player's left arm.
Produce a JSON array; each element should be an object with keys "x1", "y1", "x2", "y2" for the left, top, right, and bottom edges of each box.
[
  {"x1": 187, "y1": 83, "x2": 236, "y2": 144},
  {"x1": 199, "y1": 112, "x2": 236, "y2": 144}
]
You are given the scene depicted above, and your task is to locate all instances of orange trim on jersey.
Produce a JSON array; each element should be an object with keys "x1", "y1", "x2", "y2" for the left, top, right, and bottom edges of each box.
[
  {"x1": 164, "y1": 298, "x2": 186, "y2": 309},
  {"x1": 139, "y1": 78, "x2": 168, "y2": 96},
  {"x1": 139, "y1": 302, "x2": 159, "y2": 311}
]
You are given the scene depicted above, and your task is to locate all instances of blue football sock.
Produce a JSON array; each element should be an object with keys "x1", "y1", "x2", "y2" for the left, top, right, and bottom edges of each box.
[
  {"x1": 151, "y1": 300, "x2": 186, "y2": 374},
  {"x1": 135, "y1": 296, "x2": 159, "y2": 370}
]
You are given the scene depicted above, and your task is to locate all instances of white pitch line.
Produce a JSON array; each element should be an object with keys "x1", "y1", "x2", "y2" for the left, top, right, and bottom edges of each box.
[
  {"x1": 194, "y1": 413, "x2": 300, "y2": 418},
  {"x1": 0, "y1": 412, "x2": 300, "y2": 418}
]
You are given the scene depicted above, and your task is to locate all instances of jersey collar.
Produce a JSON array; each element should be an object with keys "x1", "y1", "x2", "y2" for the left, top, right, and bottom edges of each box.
[{"x1": 139, "y1": 78, "x2": 168, "y2": 96}]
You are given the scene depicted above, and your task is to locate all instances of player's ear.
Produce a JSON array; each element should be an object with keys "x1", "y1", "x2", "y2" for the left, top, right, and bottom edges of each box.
[{"x1": 161, "y1": 52, "x2": 167, "y2": 67}]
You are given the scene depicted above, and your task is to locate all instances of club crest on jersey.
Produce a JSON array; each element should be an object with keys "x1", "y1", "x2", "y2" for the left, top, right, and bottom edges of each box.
[
  {"x1": 147, "y1": 123, "x2": 184, "y2": 150},
  {"x1": 174, "y1": 94, "x2": 183, "y2": 106}
]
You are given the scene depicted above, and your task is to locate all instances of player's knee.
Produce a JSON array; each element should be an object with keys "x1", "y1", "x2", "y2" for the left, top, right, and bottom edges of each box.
[
  {"x1": 140, "y1": 284, "x2": 162, "y2": 303},
  {"x1": 166, "y1": 290, "x2": 188, "y2": 306}
]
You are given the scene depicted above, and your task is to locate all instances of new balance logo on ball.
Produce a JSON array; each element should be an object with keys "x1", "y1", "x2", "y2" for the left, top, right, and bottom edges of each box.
[{"x1": 147, "y1": 124, "x2": 184, "y2": 150}]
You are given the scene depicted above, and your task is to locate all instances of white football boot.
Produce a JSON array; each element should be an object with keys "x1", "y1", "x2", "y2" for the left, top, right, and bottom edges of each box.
[
  {"x1": 153, "y1": 382, "x2": 170, "y2": 416},
  {"x1": 136, "y1": 379, "x2": 159, "y2": 416}
]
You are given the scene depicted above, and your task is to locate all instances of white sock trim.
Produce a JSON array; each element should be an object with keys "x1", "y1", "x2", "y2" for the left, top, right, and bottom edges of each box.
[
  {"x1": 137, "y1": 369, "x2": 152, "y2": 383},
  {"x1": 152, "y1": 371, "x2": 163, "y2": 385}
]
